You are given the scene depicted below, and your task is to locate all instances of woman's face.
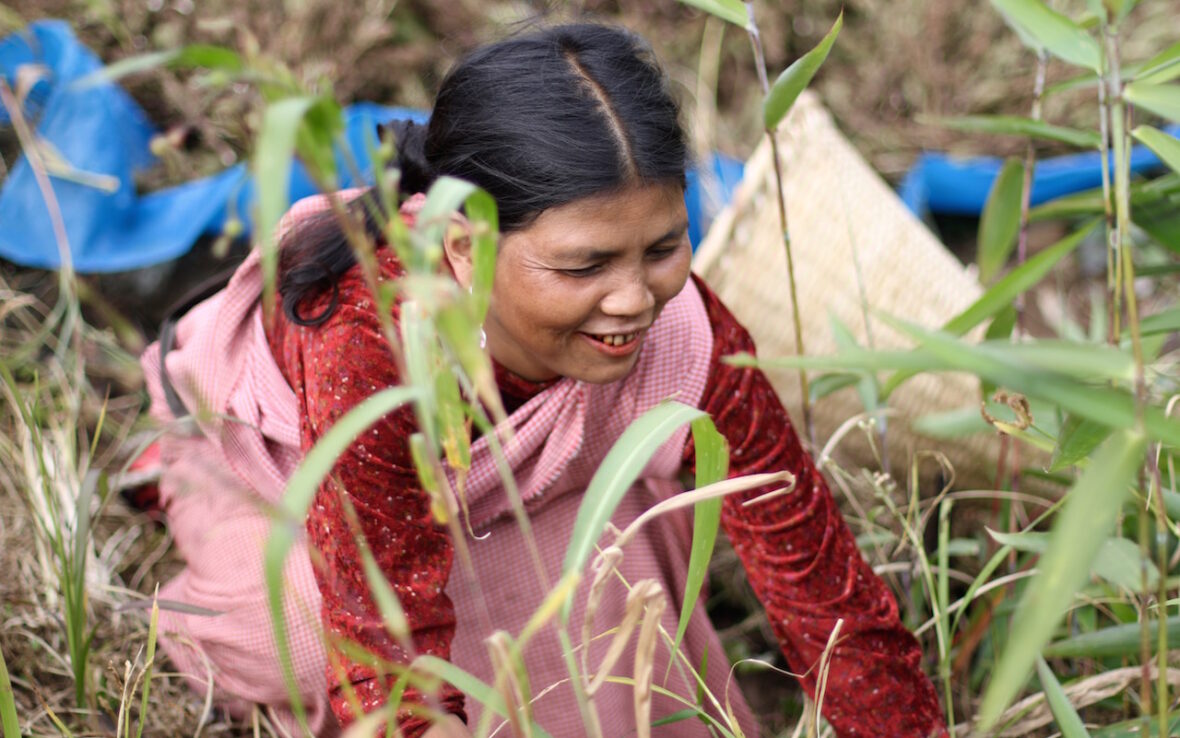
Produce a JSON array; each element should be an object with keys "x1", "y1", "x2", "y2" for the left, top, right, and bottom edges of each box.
[{"x1": 482, "y1": 182, "x2": 692, "y2": 385}]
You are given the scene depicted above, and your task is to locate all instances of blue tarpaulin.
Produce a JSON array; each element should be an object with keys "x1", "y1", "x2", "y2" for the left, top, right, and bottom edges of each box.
[
  {"x1": 0, "y1": 21, "x2": 744, "y2": 274},
  {"x1": 899, "y1": 127, "x2": 1180, "y2": 217}
]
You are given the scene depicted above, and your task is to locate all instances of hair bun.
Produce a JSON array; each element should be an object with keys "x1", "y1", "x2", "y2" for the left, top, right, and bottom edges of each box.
[{"x1": 381, "y1": 119, "x2": 436, "y2": 196}]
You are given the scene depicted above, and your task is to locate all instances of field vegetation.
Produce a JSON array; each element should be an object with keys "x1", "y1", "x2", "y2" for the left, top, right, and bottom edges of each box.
[{"x1": 0, "y1": 0, "x2": 1178, "y2": 736}]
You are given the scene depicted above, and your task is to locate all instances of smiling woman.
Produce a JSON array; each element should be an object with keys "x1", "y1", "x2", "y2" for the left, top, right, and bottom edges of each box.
[
  {"x1": 461, "y1": 183, "x2": 692, "y2": 385},
  {"x1": 138, "y1": 22, "x2": 948, "y2": 738}
]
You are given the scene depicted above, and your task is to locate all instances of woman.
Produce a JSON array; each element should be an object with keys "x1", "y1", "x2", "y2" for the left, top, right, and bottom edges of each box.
[{"x1": 142, "y1": 23, "x2": 947, "y2": 738}]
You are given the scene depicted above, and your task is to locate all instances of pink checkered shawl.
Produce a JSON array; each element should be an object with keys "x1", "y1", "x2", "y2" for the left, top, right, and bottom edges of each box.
[{"x1": 141, "y1": 192, "x2": 758, "y2": 737}]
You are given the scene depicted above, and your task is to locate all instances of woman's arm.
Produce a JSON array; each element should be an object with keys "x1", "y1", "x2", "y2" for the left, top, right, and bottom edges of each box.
[
  {"x1": 288, "y1": 278, "x2": 466, "y2": 735},
  {"x1": 683, "y1": 275, "x2": 947, "y2": 738}
]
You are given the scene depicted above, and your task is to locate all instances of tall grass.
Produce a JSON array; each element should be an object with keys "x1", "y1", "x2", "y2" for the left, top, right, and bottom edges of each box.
[{"x1": 1, "y1": 0, "x2": 1178, "y2": 736}]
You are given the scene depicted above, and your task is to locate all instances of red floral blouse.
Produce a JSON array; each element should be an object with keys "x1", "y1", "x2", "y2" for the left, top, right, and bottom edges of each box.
[{"x1": 267, "y1": 246, "x2": 947, "y2": 737}]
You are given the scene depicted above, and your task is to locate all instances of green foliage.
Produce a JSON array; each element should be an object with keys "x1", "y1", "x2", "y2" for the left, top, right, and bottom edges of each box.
[
  {"x1": 1043, "y1": 616, "x2": 1180, "y2": 659},
  {"x1": 265, "y1": 386, "x2": 421, "y2": 731},
  {"x1": 1131, "y1": 125, "x2": 1180, "y2": 175},
  {"x1": 932, "y1": 115, "x2": 1101, "y2": 148},
  {"x1": 0, "y1": 643, "x2": 18, "y2": 738},
  {"x1": 672, "y1": 419, "x2": 728, "y2": 658},
  {"x1": 763, "y1": 12, "x2": 843, "y2": 130},
  {"x1": 676, "y1": 0, "x2": 746, "y2": 27},
  {"x1": 979, "y1": 430, "x2": 1146, "y2": 728},
  {"x1": 978, "y1": 158, "x2": 1026, "y2": 283},
  {"x1": 990, "y1": 0, "x2": 1102, "y2": 71},
  {"x1": 562, "y1": 402, "x2": 706, "y2": 588},
  {"x1": 1124, "y1": 82, "x2": 1180, "y2": 123},
  {"x1": 1036, "y1": 657, "x2": 1092, "y2": 738}
]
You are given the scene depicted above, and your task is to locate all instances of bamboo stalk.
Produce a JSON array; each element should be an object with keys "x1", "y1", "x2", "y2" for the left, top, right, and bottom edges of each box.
[{"x1": 744, "y1": 2, "x2": 814, "y2": 447}]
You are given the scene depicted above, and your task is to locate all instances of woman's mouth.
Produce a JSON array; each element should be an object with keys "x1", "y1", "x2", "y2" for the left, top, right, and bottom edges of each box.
[{"x1": 580, "y1": 330, "x2": 643, "y2": 357}]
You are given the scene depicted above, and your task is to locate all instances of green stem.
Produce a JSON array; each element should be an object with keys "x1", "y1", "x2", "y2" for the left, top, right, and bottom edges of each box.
[
  {"x1": 745, "y1": 3, "x2": 814, "y2": 447},
  {"x1": 1149, "y1": 452, "x2": 1169, "y2": 738},
  {"x1": 1014, "y1": 50, "x2": 1047, "y2": 339},
  {"x1": 1107, "y1": 27, "x2": 1155, "y2": 732},
  {"x1": 0, "y1": 643, "x2": 20, "y2": 738},
  {"x1": 938, "y1": 499, "x2": 955, "y2": 737}
]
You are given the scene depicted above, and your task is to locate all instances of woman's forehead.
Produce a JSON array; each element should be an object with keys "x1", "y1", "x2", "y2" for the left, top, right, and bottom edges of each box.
[{"x1": 507, "y1": 183, "x2": 688, "y2": 256}]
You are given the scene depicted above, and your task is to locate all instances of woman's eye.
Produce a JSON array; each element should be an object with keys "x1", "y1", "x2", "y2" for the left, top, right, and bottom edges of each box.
[
  {"x1": 646, "y1": 245, "x2": 680, "y2": 260},
  {"x1": 561, "y1": 264, "x2": 604, "y2": 278}
]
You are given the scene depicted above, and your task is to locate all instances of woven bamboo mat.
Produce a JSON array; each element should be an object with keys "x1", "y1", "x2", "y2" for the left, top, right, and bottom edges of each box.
[{"x1": 693, "y1": 91, "x2": 1004, "y2": 489}]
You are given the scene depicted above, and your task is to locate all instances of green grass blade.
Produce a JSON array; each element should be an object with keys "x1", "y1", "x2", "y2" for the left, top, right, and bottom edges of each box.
[
  {"x1": 1043, "y1": 616, "x2": 1180, "y2": 659},
  {"x1": 671, "y1": 418, "x2": 728, "y2": 661},
  {"x1": 931, "y1": 115, "x2": 1100, "y2": 148},
  {"x1": 264, "y1": 386, "x2": 421, "y2": 733},
  {"x1": 945, "y1": 220, "x2": 1097, "y2": 335},
  {"x1": 462, "y1": 188, "x2": 500, "y2": 325},
  {"x1": 675, "y1": 0, "x2": 746, "y2": 27},
  {"x1": 1036, "y1": 656, "x2": 1092, "y2": 738},
  {"x1": 134, "y1": 593, "x2": 160, "y2": 738},
  {"x1": 562, "y1": 401, "x2": 706, "y2": 587},
  {"x1": 1131, "y1": 125, "x2": 1180, "y2": 175},
  {"x1": 413, "y1": 655, "x2": 554, "y2": 738},
  {"x1": 0, "y1": 642, "x2": 19, "y2": 738},
  {"x1": 978, "y1": 429, "x2": 1146, "y2": 728},
  {"x1": 254, "y1": 95, "x2": 319, "y2": 312},
  {"x1": 990, "y1": 0, "x2": 1102, "y2": 71},
  {"x1": 72, "y1": 44, "x2": 243, "y2": 89},
  {"x1": 1133, "y1": 306, "x2": 1180, "y2": 337},
  {"x1": 1124, "y1": 82, "x2": 1180, "y2": 123},
  {"x1": 978, "y1": 158, "x2": 1027, "y2": 283},
  {"x1": 764, "y1": 11, "x2": 843, "y2": 129}
]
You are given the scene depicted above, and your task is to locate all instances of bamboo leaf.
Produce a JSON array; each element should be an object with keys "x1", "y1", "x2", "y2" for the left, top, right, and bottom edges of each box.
[
  {"x1": 764, "y1": 11, "x2": 843, "y2": 129},
  {"x1": 1135, "y1": 306, "x2": 1180, "y2": 336},
  {"x1": 986, "y1": 531, "x2": 1155, "y2": 590},
  {"x1": 563, "y1": 402, "x2": 705, "y2": 589},
  {"x1": 1124, "y1": 82, "x2": 1180, "y2": 123},
  {"x1": 1043, "y1": 616, "x2": 1180, "y2": 659},
  {"x1": 990, "y1": 0, "x2": 1102, "y2": 71},
  {"x1": 882, "y1": 318, "x2": 1180, "y2": 447},
  {"x1": 978, "y1": 158, "x2": 1027, "y2": 283},
  {"x1": 932, "y1": 115, "x2": 1100, "y2": 148},
  {"x1": 675, "y1": 0, "x2": 747, "y2": 26},
  {"x1": 1132, "y1": 41, "x2": 1180, "y2": 84},
  {"x1": 947, "y1": 221, "x2": 1097, "y2": 335},
  {"x1": 1131, "y1": 125, "x2": 1180, "y2": 175},
  {"x1": 672, "y1": 419, "x2": 728, "y2": 659},
  {"x1": 879, "y1": 221, "x2": 1096, "y2": 396},
  {"x1": 978, "y1": 430, "x2": 1146, "y2": 728},
  {"x1": 1050, "y1": 414, "x2": 1113, "y2": 471},
  {"x1": 264, "y1": 386, "x2": 421, "y2": 731},
  {"x1": 809, "y1": 372, "x2": 861, "y2": 401},
  {"x1": 1036, "y1": 657, "x2": 1092, "y2": 738}
]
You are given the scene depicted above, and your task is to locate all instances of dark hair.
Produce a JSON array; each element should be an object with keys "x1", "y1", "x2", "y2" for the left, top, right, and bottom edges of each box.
[{"x1": 279, "y1": 23, "x2": 688, "y2": 326}]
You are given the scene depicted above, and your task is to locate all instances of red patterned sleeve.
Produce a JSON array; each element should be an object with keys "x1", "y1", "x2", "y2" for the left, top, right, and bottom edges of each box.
[
  {"x1": 683, "y1": 275, "x2": 947, "y2": 738},
  {"x1": 275, "y1": 258, "x2": 465, "y2": 736}
]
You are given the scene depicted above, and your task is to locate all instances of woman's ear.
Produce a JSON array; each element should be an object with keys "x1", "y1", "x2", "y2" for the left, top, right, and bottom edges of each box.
[{"x1": 442, "y1": 220, "x2": 474, "y2": 288}]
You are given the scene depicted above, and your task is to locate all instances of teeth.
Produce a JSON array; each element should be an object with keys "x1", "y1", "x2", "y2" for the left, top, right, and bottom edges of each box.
[{"x1": 593, "y1": 332, "x2": 637, "y2": 346}]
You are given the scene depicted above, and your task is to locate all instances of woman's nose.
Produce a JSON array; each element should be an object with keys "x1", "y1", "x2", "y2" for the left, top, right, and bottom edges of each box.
[{"x1": 600, "y1": 271, "x2": 656, "y2": 317}]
